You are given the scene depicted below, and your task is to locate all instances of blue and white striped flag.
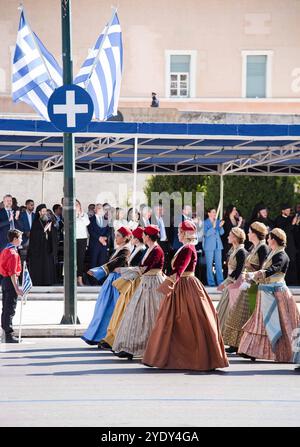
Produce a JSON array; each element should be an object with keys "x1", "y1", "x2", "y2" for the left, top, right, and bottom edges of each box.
[
  {"x1": 75, "y1": 11, "x2": 123, "y2": 121},
  {"x1": 12, "y1": 9, "x2": 62, "y2": 120},
  {"x1": 22, "y1": 262, "x2": 33, "y2": 296}
]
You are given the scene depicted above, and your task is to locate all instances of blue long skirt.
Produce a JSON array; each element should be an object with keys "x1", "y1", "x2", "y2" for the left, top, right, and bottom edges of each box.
[{"x1": 81, "y1": 272, "x2": 121, "y2": 345}]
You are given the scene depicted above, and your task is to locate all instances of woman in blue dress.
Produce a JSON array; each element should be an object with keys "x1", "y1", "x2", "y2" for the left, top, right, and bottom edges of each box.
[{"x1": 81, "y1": 226, "x2": 132, "y2": 345}]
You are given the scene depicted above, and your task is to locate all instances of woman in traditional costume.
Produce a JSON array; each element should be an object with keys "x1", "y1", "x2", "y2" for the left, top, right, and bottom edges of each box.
[
  {"x1": 98, "y1": 227, "x2": 146, "y2": 350},
  {"x1": 112, "y1": 225, "x2": 165, "y2": 359},
  {"x1": 142, "y1": 221, "x2": 229, "y2": 371},
  {"x1": 223, "y1": 223, "x2": 269, "y2": 354},
  {"x1": 238, "y1": 228, "x2": 300, "y2": 362},
  {"x1": 81, "y1": 227, "x2": 132, "y2": 345},
  {"x1": 216, "y1": 227, "x2": 248, "y2": 338}
]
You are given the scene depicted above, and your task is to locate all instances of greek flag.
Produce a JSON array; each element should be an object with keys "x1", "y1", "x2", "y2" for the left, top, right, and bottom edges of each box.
[
  {"x1": 74, "y1": 11, "x2": 123, "y2": 121},
  {"x1": 12, "y1": 9, "x2": 62, "y2": 120},
  {"x1": 22, "y1": 262, "x2": 33, "y2": 296}
]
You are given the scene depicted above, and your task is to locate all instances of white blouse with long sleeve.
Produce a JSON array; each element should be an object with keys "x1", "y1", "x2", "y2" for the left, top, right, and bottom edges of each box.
[{"x1": 76, "y1": 213, "x2": 90, "y2": 239}]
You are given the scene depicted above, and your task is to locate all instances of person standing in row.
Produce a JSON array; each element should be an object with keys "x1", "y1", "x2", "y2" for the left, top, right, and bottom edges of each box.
[
  {"x1": 203, "y1": 208, "x2": 224, "y2": 287},
  {"x1": 88, "y1": 204, "x2": 110, "y2": 276},
  {"x1": 113, "y1": 225, "x2": 165, "y2": 360},
  {"x1": 238, "y1": 228, "x2": 300, "y2": 362},
  {"x1": 274, "y1": 204, "x2": 298, "y2": 285},
  {"x1": 28, "y1": 204, "x2": 55, "y2": 286},
  {"x1": 0, "y1": 229, "x2": 23, "y2": 343},
  {"x1": 221, "y1": 205, "x2": 244, "y2": 276},
  {"x1": 0, "y1": 194, "x2": 21, "y2": 252},
  {"x1": 216, "y1": 228, "x2": 247, "y2": 337},
  {"x1": 98, "y1": 227, "x2": 146, "y2": 350},
  {"x1": 223, "y1": 223, "x2": 269, "y2": 354},
  {"x1": 19, "y1": 199, "x2": 35, "y2": 249},
  {"x1": 143, "y1": 221, "x2": 228, "y2": 371},
  {"x1": 81, "y1": 227, "x2": 132, "y2": 346},
  {"x1": 152, "y1": 204, "x2": 172, "y2": 274},
  {"x1": 75, "y1": 200, "x2": 90, "y2": 287}
]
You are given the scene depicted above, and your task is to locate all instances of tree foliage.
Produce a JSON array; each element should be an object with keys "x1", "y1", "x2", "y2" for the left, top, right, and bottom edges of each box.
[{"x1": 144, "y1": 174, "x2": 300, "y2": 220}]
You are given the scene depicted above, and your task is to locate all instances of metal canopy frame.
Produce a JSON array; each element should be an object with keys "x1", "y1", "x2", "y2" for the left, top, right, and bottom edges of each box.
[{"x1": 1, "y1": 119, "x2": 300, "y2": 176}]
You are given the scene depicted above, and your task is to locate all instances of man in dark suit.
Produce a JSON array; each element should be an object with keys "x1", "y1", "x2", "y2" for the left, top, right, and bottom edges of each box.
[
  {"x1": 0, "y1": 195, "x2": 21, "y2": 252},
  {"x1": 151, "y1": 204, "x2": 172, "y2": 273},
  {"x1": 19, "y1": 199, "x2": 35, "y2": 248},
  {"x1": 88, "y1": 204, "x2": 110, "y2": 271}
]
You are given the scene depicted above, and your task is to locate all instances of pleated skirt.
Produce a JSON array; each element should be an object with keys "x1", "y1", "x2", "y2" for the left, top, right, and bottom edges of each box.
[
  {"x1": 102, "y1": 276, "x2": 141, "y2": 347},
  {"x1": 112, "y1": 273, "x2": 165, "y2": 357},
  {"x1": 238, "y1": 287, "x2": 300, "y2": 362}
]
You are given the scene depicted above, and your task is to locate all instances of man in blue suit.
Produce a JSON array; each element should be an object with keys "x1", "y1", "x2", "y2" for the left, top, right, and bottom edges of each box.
[
  {"x1": 19, "y1": 199, "x2": 35, "y2": 247},
  {"x1": 88, "y1": 203, "x2": 110, "y2": 271},
  {"x1": 203, "y1": 208, "x2": 225, "y2": 286},
  {"x1": 0, "y1": 195, "x2": 21, "y2": 252}
]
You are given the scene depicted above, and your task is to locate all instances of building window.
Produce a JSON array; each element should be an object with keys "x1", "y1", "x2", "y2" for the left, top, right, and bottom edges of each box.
[
  {"x1": 242, "y1": 51, "x2": 273, "y2": 98},
  {"x1": 246, "y1": 55, "x2": 267, "y2": 97},
  {"x1": 166, "y1": 51, "x2": 196, "y2": 98},
  {"x1": 170, "y1": 55, "x2": 190, "y2": 97}
]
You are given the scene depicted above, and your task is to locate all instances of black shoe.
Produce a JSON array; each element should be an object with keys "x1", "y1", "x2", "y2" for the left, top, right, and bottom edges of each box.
[
  {"x1": 98, "y1": 340, "x2": 112, "y2": 350},
  {"x1": 115, "y1": 351, "x2": 133, "y2": 360},
  {"x1": 225, "y1": 346, "x2": 238, "y2": 354},
  {"x1": 294, "y1": 366, "x2": 300, "y2": 372},
  {"x1": 239, "y1": 353, "x2": 256, "y2": 362},
  {"x1": 3, "y1": 335, "x2": 19, "y2": 344}
]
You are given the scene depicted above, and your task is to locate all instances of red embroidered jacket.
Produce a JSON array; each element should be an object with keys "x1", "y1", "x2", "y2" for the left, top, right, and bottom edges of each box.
[
  {"x1": 141, "y1": 244, "x2": 164, "y2": 272},
  {"x1": 171, "y1": 244, "x2": 197, "y2": 281}
]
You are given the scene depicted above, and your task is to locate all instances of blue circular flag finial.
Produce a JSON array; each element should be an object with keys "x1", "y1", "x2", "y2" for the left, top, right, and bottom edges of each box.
[{"x1": 48, "y1": 84, "x2": 94, "y2": 132}]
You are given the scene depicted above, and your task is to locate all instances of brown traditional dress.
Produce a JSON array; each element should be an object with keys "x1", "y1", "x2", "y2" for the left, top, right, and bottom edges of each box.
[{"x1": 142, "y1": 244, "x2": 229, "y2": 371}]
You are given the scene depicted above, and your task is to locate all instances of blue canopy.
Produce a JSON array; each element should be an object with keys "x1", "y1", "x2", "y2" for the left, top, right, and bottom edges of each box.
[{"x1": 0, "y1": 118, "x2": 300, "y2": 175}]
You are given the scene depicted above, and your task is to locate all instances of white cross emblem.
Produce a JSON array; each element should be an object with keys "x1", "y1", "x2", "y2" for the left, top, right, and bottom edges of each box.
[{"x1": 53, "y1": 90, "x2": 88, "y2": 127}]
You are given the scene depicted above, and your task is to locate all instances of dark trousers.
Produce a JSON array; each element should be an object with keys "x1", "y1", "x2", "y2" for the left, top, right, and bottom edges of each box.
[
  {"x1": 89, "y1": 244, "x2": 109, "y2": 269},
  {"x1": 76, "y1": 238, "x2": 87, "y2": 277},
  {"x1": 159, "y1": 240, "x2": 173, "y2": 275},
  {"x1": 1, "y1": 277, "x2": 18, "y2": 335}
]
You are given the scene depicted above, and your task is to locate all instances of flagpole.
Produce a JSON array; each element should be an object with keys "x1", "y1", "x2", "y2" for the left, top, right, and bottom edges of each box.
[
  {"x1": 18, "y1": 4, "x2": 56, "y2": 89},
  {"x1": 18, "y1": 261, "x2": 26, "y2": 343},
  {"x1": 60, "y1": 0, "x2": 79, "y2": 325},
  {"x1": 84, "y1": 7, "x2": 117, "y2": 90}
]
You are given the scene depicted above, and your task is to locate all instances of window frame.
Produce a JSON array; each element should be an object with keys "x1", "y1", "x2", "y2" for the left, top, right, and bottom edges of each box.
[
  {"x1": 165, "y1": 50, "x2": 196, "y2": 99},
  {"x1": 241, "y1": 50, "x2": 273, "y2": 99}
]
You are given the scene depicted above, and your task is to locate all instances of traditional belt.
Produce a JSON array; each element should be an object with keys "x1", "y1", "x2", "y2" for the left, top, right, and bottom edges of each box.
[
  {"x1": 262, "y1": 273, "x2": 286, "y2": 284},
  {"x1": 143, "y1": 269, "x2": 163, "y2": 276},
  {"x1": 181, "y1": 271, "x2": 195, "y2": 277}
]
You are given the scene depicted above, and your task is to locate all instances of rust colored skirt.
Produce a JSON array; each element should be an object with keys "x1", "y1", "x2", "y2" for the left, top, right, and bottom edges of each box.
[
  {"x1": 238, "y1": 287, "x2": 300, "y2": 362},
  {"x1": 142, "y1": 276, "x2": 229, "y2": 371}
]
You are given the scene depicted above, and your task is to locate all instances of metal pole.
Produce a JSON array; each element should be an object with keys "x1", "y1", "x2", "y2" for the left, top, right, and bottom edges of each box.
[
  {"x1": 132, "y1": 137, "x2": 138, "y2": 212},
  {"x1": 219, "y1": 173, "x2": 224, "y2": 220},
  {"x1": 60, "y1": 0, "x2": 78, "y2": 324}
]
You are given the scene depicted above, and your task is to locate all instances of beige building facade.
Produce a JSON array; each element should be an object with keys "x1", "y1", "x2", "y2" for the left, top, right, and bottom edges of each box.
[{"x1": 1, "y1": 0, "x2": 300, "y2": 119}]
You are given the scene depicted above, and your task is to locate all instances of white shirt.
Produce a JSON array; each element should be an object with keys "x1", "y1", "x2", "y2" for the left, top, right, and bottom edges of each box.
[
  {"x1": 113, "y1": 219, "x2": 129, "y2": 232},
  {"x1": 76, "y1": 213, "x2": 90, "y2": 239},
  {"x1": 155, "y1": 215, "x2": 167, "y2": 241},
  {"x1": 26, "y1": 211, "x2": 33, "y2": 229}
]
